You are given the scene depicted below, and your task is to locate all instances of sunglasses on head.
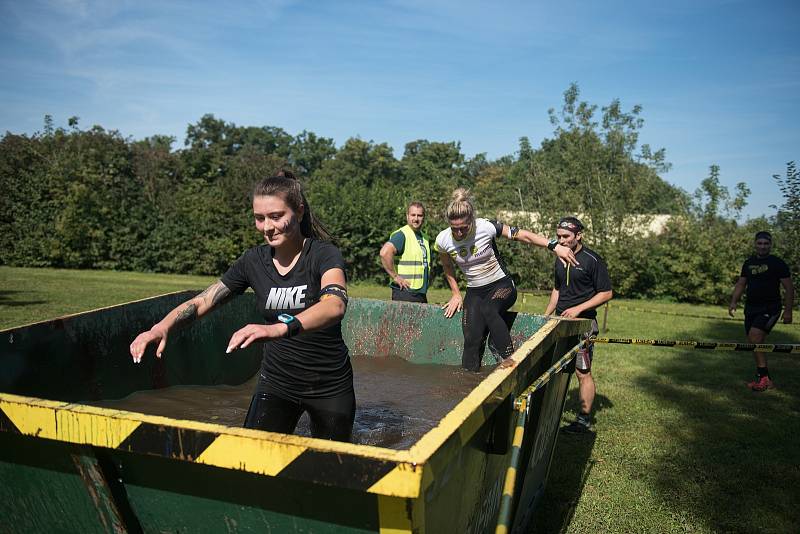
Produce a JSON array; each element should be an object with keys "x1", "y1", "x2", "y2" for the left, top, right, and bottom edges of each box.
[{"x1": 558, "y1": 221, "x2": 581, "y2": 231}]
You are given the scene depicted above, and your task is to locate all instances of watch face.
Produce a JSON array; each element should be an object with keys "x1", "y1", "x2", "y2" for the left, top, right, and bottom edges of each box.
[{"x1": 277, "y1": 313, "x2": 294, "y2": 323}]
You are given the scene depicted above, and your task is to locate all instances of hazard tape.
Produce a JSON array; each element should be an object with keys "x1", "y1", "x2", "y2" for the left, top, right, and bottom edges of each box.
[
  {"x1": 518, "y1": 342, "x2": 582, "y2": 398},
  {"x1": 591, "y1": 337, "x2": 800, "y2": 353}
]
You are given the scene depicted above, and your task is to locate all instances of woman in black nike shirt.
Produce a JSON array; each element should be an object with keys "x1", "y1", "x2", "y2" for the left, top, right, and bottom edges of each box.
[{"x1": 129, "y1": 171, "x2": 354, "y2": 441}]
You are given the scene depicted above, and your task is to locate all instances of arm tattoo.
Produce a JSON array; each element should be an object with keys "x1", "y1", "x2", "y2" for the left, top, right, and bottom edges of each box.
[
  {"x1": 198, "y1": 282, "x2": 234, "y2": 309},
  {"x1": 210, "y1": 283, "x2": 233, "y2": 306},
  {"x1": 175, "y1": 283, "x2": 230, "y2": 329},
  {"x1": 174, "y1": 303, "x2": 198, "y2": 327}
]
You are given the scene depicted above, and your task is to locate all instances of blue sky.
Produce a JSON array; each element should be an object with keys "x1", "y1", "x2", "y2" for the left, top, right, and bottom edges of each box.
[{"x1": 1, "y1": 0, "x2": 798, "y2": 220}]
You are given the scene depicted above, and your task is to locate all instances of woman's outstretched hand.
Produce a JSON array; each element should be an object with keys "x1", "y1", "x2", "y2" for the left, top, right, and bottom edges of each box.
[
  {"x1": 226, "y1": 323, "x2": 288, "y2": 353},
  {"x1": 130, "y1": 327, "x2": 168, "y2": 363},
  {"x1": 441, "y1": 294, "x2": 463, "y2": 318}
]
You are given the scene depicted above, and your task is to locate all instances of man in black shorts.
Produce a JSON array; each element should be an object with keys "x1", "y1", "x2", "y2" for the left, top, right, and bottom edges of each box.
[
  {"x1": 729, "y1": 231, "x2": 794, "y2": 391},
  {"x1": 544, "y1": 217, "x2": 613, "y2": 434}
]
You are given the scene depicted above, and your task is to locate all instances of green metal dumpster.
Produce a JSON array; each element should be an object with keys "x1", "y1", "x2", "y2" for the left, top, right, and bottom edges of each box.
[{"x1": 0, "y1": 292, "x2": 589, "y2": 533}]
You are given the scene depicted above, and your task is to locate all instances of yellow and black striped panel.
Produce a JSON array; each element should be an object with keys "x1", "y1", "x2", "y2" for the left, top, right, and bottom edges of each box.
[
  {"x1": 377, "y1": 494, "x2": 425, "y2": 534},
  {"x1": 0, "y1": 393, "x2": 424, "y2": 498},
  {"x1": 0, "y1": 403, "x2": 20, "y2": 434}
]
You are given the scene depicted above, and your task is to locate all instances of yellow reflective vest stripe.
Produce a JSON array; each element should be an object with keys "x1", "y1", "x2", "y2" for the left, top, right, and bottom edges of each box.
[{"x1": 394, "y1": 225, "x2": 430, "y2": 291}]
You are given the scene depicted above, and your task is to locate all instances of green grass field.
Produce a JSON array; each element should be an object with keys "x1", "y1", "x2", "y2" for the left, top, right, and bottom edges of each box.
[{"x1": 1, "y1": 266, "x2": 799, "y2": 533}]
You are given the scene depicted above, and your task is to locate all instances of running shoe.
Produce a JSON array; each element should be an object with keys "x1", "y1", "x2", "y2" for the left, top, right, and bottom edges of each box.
[
  {"x1": 747, "y1": 375, "x2": 773, "y2": 392},
  {"x1": 561, "y1": 418, "x2": 593, "y2": 434}
]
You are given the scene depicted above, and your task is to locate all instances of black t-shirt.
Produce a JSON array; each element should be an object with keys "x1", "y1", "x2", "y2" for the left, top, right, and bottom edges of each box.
[
  {"x1": 221, "y1": 239, "x2": 352, "y2": 400},
  {"x1": 741, "y1": 254, "x2": 791, "y2": 310},
  {"x1": 554, "y1": 245, "x2": 612, "y2": 319}
]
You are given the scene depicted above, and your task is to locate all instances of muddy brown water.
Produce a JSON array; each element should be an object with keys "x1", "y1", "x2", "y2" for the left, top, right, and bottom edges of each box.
[{"x1": 90, "y1": 355, "x2": 493, "y2": 449}]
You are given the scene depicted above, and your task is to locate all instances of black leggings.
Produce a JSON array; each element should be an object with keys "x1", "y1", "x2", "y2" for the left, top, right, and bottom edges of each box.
[
  {"x1": 244, "y1": 390, "x2": 356, "y2": 442},
  {"x1": 461, "y1": 277, "x2": 518, "y2": 371}
]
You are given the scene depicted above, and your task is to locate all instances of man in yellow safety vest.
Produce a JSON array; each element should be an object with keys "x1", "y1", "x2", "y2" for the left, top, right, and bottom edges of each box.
[{"x1": 379, "y1": 202, "x2": 431, "y2": 303}]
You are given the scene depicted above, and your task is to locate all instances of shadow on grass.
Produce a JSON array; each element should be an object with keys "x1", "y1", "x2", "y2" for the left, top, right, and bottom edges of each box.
[
  {"x1": 562, "y1": 388, "x2": 614, "y2": 417},
  {"x1": 636, "y1": 320, "x2": 800, "y2": 533},
  {"x1": 0, "y1": 290, "x2": 45, "y2": 307},
  {"x1": 529, "y1": 430, "x2": 597, "y2": 533},
  {"x1": 526, "y1": 390, "x2": 611, "y2": 533}
]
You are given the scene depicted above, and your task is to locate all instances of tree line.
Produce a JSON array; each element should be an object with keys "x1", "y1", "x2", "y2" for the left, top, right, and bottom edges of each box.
[{"x1": 1, "y1": 84, "x2": 796, "y2": 305}]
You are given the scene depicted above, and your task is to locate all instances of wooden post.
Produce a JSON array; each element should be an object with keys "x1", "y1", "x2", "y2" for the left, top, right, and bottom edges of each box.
[{"x1": 602, "y1": 302, "x2": 609, "y2": 333}]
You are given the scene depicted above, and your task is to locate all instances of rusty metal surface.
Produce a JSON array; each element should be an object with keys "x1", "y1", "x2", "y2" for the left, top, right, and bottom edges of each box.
[
  {"x1": 343, "y1": 299, "x2": 550, "y2": 365},
  {"x1": 70, "y1": 448, "x2": 129, "y2": 533}
]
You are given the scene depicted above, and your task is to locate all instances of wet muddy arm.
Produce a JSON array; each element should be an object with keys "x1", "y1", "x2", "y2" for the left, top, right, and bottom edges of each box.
[
  {"x1": 293, "y1": 268, "x2": 348, "y2": 331},
  {"x1": 131, "y1": 281, "x2": 233, "y2": 361},
  {"x1": 226, "y1": 269, "x2": 348, "y2": 352},
  {"x1": 162, "y1": 281, "x2": 234, "y2": 330},
  {"x1": 227, "y1": 269, "x2": 349, "y2": 353}
]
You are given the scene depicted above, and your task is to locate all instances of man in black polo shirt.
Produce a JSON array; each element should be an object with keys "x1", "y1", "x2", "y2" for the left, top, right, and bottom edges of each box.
[
  {"x1": 729, "y1": 231, "x2": 794, "y2": 391},
  {"x1": 545, "y1": 217, "x2": 613, "y2": 434}
]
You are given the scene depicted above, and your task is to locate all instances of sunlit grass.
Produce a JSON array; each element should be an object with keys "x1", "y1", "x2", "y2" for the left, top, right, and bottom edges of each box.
[{"x1": 0, "y1": 266, "x2": 217, "y2": 329}]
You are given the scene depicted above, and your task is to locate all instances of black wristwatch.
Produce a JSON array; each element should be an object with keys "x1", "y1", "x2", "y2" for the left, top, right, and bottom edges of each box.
[
  {"x1": 277, "y1": 313, "x2": 302, "y2": 338},
  {"x1": 547, "y1": 238, "x2": 558, "y2": 251}
]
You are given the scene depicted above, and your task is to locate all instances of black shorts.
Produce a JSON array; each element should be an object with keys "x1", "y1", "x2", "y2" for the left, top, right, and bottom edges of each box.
[
  {"x1": 744, "y1": 307, "x2": 781, "y2": 335},
  {"x1": 391, "y1": 288, "x2": 428, "y2": 303}
]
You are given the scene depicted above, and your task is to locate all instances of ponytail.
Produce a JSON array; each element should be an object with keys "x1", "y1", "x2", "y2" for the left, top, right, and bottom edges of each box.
[{"x1": 446, "y1": 187, "x2": 475, "y2": 222}]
